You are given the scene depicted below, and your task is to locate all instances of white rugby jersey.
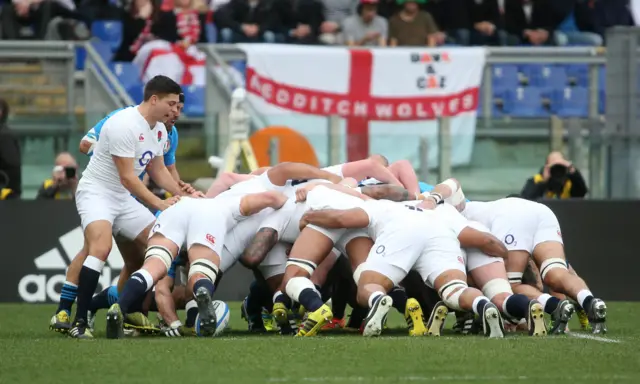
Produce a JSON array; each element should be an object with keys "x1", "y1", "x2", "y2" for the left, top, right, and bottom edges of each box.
[
  {"x1": 78, "y1": 106, "x2": 167, "y2": 195},
  {"x1": 322, "y1": 163, "x2": 344, "y2": 177},
  {"x1": 461, "y1": 197, "x2": 538, "y2": 230}
]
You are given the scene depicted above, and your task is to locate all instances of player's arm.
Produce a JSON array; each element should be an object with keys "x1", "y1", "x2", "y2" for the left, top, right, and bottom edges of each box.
[
  {"x1": 300, "y1": 208, "x2": 369, "y2": 230},
  {"x1": 79, "y1": 128, "x2": 97, "y2": 155},
  {"x1": 205, "y1": 172, "x2": 255, "y2": 198},
  {"x1": 341, "y1": 159, "x2": 403, "y2": 187},
  {"x1": 267, "y1": 162, "x2": 343, "y2": 186},
  {"x1": 113, "y1": 156, "x2": 168, "y2": 210},
  {"x1": 240, "y1": 228, "x2": 279, "y2": 269},
  {"x1": 239, "y1": 190, "x2": 289, "y2": 216},
  {"x1": 458, "y1": 228, "x2": 508, "y2": 259},
  {"x1": 148, "y1": 155, "x2": 187, "y2": 197},
  {"x1": 360, "y1": 184, "x2": 413, "y2": 202},
  {"x1": 423, "y1": 178, "x2": 466, "y2": 210},
  {"x1": 155, "y1": 274, "x2": 180, "y2": 325},
  {"x1": 295, "y1": 182, "x2": 371, "y2": 203}
]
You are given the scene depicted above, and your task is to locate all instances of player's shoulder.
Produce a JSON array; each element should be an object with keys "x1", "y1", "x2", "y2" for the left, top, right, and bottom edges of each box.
[{"x1": 104, "y1": 106, "x2": 138, "y2": 127}]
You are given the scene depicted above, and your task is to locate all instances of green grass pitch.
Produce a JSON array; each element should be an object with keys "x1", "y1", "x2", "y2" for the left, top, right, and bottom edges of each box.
[{"x1": 1, "y1": 302, "x2": 638, "y2": 384}]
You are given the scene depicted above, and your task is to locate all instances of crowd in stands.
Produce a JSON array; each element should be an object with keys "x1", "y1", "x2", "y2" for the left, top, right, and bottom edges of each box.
[{"x1": 0, "y1": 0, "x2": 637, "y2": 47}]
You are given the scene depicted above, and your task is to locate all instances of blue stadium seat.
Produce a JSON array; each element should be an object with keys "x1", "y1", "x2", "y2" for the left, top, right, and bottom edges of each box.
[
  {"x1": 109, "y1": 62, "x2": 141, "y2": 90},
  {"x1": 504, "y1": 87, "x2": 549, "y2": 117},
  {"x1": 91, "y1": 39, "x2": 113, "y2": 63},
  {"x1": 599, "y1": 89, "x2": 605, "y2": 114},
  {"x1": 564, "y1": 64, "x2": 589, "y2": 86},
  {"x1": 552, "y1": 87, "x2": 589, "y2": 117},
  {"x1": 91, "y1": 20, "x2": 123, "y2": 51},
  {"x1": 182, "y1": 86, "x2": 205, "y2": 117},
  {"x1": 598, "y1": 67, "x2": 606, "y2": 92},
  {"x1": 229, "y1": 60, "x2": 246, "y2": 75},
  {"x1": 532, "y1": 66, "x2": 568, "y2": 89},
  {"x1": 127, "y1": 85, "x2": 144, "y2": 104},
  {"x1": 75, "y1": 46, "x2": 86, "y2": 70},
  {"x1": 491, "y1": 64, "x2": 519, "y2": 91}
]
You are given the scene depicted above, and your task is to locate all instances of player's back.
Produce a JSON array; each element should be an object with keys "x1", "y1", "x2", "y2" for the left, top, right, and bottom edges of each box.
[{"x1": 79, "y1": 107, "x2": 167, "y2": 195}]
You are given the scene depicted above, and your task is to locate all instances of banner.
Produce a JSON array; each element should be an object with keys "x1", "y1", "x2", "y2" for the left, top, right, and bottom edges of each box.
[{"x1": 238, "y1": 44, "x2": 487, "y2": 165}]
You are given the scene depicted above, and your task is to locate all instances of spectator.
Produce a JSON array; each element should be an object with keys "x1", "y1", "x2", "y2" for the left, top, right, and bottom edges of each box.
[
  {"x1": 0, "y1": 98, "x2": 21, "y2": 200},
  {"x1": 504, "y1": 0, "x2": 559, "y2": 46},
  {"x1": 113, "y1": 0, "x2": 157, "y2": 62},
  {"x1": 389, "y1": 0, "x2": 442, "y2": 47},
  {"x1": 426, "y1": 0, "x2": 470, "y2": 45},
  {"x1": 554, "y1": 0, "x2": 603, "y2": 46},
  {"x1": 36, "y1": 152, "x2": 78, "y2": 200},
  {"x1": 342, "y1": 0, "x2": 387, "y2": 46},
  {"x1": 0, "y1": 0, "x2": 88, "y2": 40},
  {"x1": 318, "y1": 0, "x2": 358, "y2": 44},
  {"x1": 596, "y1": 0, "x2": 633, "y2": 37},
  {"x1": 283, "y1": 0, "x2": 325, "y2": 44},
  {"x1": 215, "y1": 0, "x2": 285, "y2": 43},
  {"x1": 520, "y1": 151, "x2": 588, "y2": 200},
  {"x1": 467, "y1": 0, "x2": 508, "y2": 46}
]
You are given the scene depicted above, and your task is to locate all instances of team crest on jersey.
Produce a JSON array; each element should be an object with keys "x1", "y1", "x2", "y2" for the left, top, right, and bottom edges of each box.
[
  {"x1": 138, "y1": 134, "x2": 144, "y2": 142},
  {"x1": 163, "y1": 138, "x2": 171, "y2": 154},
  {"x1": 157, "y1": 131, "x2": 162, "y2": 142},
  {"x1": 206, "y1": 234, "x2": 216, "y2": 245}
]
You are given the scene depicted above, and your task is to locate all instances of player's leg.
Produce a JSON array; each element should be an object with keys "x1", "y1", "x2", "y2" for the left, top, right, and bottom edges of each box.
[
  {"x1": 321, "y1": 256, "x2": 352, "y2": 330},
  {"x1": 186, "y1": 244, "x2": 223, "y2": 337},
  {"x1": 49, "y1": 243, "x2": 87, "y2": 333},
  {"x1": 283, "y1": 227, "x2": 337, "y2": 337},
  {"x1": 468, "y1": 253, "x2": 546, "y2": 336},
  {"x1": 387, "y1": 159, "x2": 420, "y2": 196}
]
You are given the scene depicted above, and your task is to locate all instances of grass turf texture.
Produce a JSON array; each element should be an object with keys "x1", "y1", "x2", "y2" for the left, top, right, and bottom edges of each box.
[{"x1": 1, "y1": 302, "x2": 638, "y2": 384}]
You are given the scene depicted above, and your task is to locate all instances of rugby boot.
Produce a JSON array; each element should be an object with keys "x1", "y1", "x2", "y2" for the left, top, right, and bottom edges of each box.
[
  {"x1": 527, "y1": 300, "x2": 547, "y2": 336},
  {"x1": 124, "y1": 312, "x2": 160, "y2": 335},
  {"x1": 262, "y1": 309, "x2": 280, "y2": 332},
  {"x1": 404, "y1": 298, "x2": 427, "y2": 336},
  {"x1": 49, "y1": 310, "x2": 71, "y2": 334},
  {"x1": 271, "y1": 302, "x2": 289, "y2": 330},
  {"x1": 577, "y1": 307, "x2": 592, "y2": 331},
  {"x1": 452, "y1": 311, "x2": 475, "y2": 335},
  {"x1": 296, "y1": 304, "x2": 333, "y2": 337},
  {"x1": 69, "y1": 318, "x2": 94, "y2": 339},
  {"x1": 194, "y1": 286, "x2": 218, "y2": 337},
  {"x1": 549, "y1": 299, "x2": 574, "y2": 335},
  {"x1": 482, "y1": 302, "x2": 505, "y2": 338},
  {"x1": 322, "y1": 317, "x2": 346, "y2": 330},
  {"x1": 587, "y1": 298, "x2": 607, "y2": 334},
  {"x1": 105, "y1": 303, "x2": 124, "y2": 339},
  {"x1": 240, "y1": 297, "x2": 267, "y2": 333},
  {"x1": 425, "y1": 301, "x2": 448, "y2": 336},
  {"x1": 362, "y1": 295, "x2": 393, "y2": 337},
  {"x1": 87, "y1": 310, "x2": 96, "y2": 332}
]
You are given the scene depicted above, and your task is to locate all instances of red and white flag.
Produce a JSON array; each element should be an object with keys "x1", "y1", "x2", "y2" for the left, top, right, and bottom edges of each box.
[{"x1": 238, "y1": 44, "x2": 487, "y2": 166}]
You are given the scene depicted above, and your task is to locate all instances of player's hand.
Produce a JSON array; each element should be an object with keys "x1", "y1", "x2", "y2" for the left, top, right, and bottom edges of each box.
[
  {"x1": 158, "y1": 196, "x2": 181, "y2": 211},
  {"x1": 162, "y1": 320, "x2": 183, "y2": 337},
  {"x1": 179, "y1": 181, "x2": 197, "y2": 195},
  {"x1": 418, "y1": 198, "x2": 437, "y2": 210},
  {"x1": 299, "y1": 215, "x2": 310, "y2": 231},
  {"x1": 191, "y1": 191, "x2": 206, "y2": 198}
]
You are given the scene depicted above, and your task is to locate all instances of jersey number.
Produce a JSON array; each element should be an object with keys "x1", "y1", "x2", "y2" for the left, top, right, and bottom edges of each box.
[{"x1": 404, "y1": 205, "x2": 423, "y2": 212}]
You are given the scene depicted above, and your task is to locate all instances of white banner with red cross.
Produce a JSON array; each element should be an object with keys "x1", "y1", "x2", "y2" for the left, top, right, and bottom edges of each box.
[{"x1": 238, "y1": 44, "x2": 486, "y2": 166}]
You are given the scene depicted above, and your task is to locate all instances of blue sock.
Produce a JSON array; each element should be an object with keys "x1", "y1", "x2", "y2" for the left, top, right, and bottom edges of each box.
[
  {"x1": 503, "y1": 294, "x2": 529, "y2": 320},
  {"x1": 388, "y1": 287, "x2": 408, "y2": 314},
  {"x1": 89, "y1": 285, "x2": 118, "y2": 313},
  {"x1": 273, "y1": 290, "x2": 292, "y2": 309},
  {"x1": 473, "y1": 298, "x2": 489, "y2": 316},
  {"x1": 193, "y1": 278, "x2": 215, "y2": 297},
  {"x1": 119, "y1": 271, "x2": 151, "y2": 315},
  {"x1": 544, "y1": 297, "x2": 561, "y2": 314},
  {"x1": 246, "y1": 281, "x2": 268, "y2": 319},
  {"x1": 57, "y1": 281, "x2": 77, "y2": 315},
  {"x1": 298, "y1": 288, "x2": 324, "y2": 312}
]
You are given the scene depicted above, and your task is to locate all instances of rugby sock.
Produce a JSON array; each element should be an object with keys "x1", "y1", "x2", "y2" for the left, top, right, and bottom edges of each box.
[
  {"x1": 193, "y1": 278, "x2": 215, "y2": 297},
  {"x1": 471, "y1": 296, "x2": 489, "y2": 316},
  {"x1": 89, "y1": 285, "x2": 119, "y2": 313},
  {"x1": 367, "y1": 292, "x2": 384, "y2": 308},
  {"x1": 388, "y1": 286, "x2": 408, "y2": 314},
  {"x1": 119, "y1": 270, "x2": 154, "y2": 315},
  {"x1": 331, "y1": 285, "x2": 349, "y2": 320},
  {"x1": 74, "y1": 256, "x2": 104, "y2": 323},
  {"x1": 577, "y1": 290, "x2": 594, "y2": 311},
  {"x1": 185, "y1": 300, "x2": 198, "y2": 328},
  {"x1": 347, "y1": 306, "x2": 367, "y2": 328},
  {"x1": 273, "y1": 290, "x2": 292, "y2": 309},
  {"x1": 537, "y1": 294, "x2": 560, "y2": 314},
  {"x1": 298, "y1": 288, "x2": 325, "y2": 312},
  {"x1": 58, "y1": 281, "x2": 77, "y2": 314},
  {"x1": 502, "y1": 294, "x2": 529, "y2": 320}
]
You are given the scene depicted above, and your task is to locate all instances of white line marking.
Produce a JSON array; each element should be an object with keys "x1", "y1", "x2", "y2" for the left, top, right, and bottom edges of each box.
[
  {"x1": 568, "y1": 333, "x2": 621, "y2": 343},
  {"x1": 268, "y1": 375, "x2": 634, "y2": 382}
]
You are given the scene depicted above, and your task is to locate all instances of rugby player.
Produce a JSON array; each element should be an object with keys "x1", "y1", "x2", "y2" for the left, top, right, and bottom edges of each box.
[
  {"x1": 428, "y1": 180, "x2": 608, "y2": 334},
  {"x1": 300, "y1": 194, "x2": 506, "y2": 338},
  {"x1": 69, "y1": 76, "x2": 189, "y2": 339},
  {"x1": 50, "y1": 94, "x2": 197, "y2": 334}
]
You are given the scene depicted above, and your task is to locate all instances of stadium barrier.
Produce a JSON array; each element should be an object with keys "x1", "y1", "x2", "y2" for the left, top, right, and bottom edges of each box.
[{"x1": 0, "y1": 199, "x2": 637, "y2": 303}]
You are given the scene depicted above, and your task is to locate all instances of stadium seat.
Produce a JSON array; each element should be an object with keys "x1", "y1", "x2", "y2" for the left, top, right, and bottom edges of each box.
[
  {"x1": 532, "y1": 66, "x2": 568, "y2": 89},
  {"x1": 504, "y1": 87, "x2": 549, "y2": 117},
  {"x1": 91, "y1": 20, "x2": 123, "y2": 51},
  {"x1": 229, "y1": 60, "x2": 247, "y2": 75},
  {"x1": 127, "y1": 85, "x2": 144, "y2": 104},
  {"x1": 90, "y1": 39, "x2": 113, "y2": 63},
  {"x1": 109, "y1": 62, "x2": 141, "y2": 90},
  {"x1": 75, "y1": 46, "x2": 86, "y2": 70},
  {"x1": 599, "y1": 89, "x2": 605, "y2": 114},
  {"x1": 205, "y1": 23, "x2": 217, "y2": 43},
  {"x1": 565, "y1": 64, "x2": 589, "y2": 87},
  {"x1": 491, "y1": 64, "x2": 519, "y2": 91},
  {"x1": 598, "y1": 67, "x2": 606, "y2": 92},
  {"x1": 552, "y1": 87, "x2": 589, "y2": 117},
  {"x1": 182, "y1": 86, "x2": 205, "y2": 117}
]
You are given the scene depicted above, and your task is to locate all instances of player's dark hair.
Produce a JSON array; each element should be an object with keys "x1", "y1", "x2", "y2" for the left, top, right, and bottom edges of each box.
[
  {"x1": 179, "y1": 93, "x2": 185, "y2": 103},
  {"x1": 143, "y1": 75, "x2": 183, "y2": 102}
]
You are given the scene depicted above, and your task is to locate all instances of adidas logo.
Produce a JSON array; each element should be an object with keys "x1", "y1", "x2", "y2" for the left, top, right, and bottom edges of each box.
[{"x1": 18, "y1": 227, "x2": 124, "y2": 303}]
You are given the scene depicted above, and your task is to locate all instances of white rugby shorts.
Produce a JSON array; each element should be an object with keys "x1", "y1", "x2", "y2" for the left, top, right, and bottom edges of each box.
[
  {"x1": 492, "y1": 203, "x2": 563, "y2": 253},
  {"x1": 75, "y1": 188, "x2": 155, "y2": 240}
]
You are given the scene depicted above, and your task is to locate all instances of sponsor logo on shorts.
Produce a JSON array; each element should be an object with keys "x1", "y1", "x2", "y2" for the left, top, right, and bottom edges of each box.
[
  {"x1": 504, "y1": 234, "x2": 515, "y2": 245},
  {"x1": 557, "y1": 229, "x2": 562, "y2": 238},
  {"x1": 376, "y1": 245, "x2": 385, "y2": 254},
  {"x1": 206, "y1": 234, "x2": 216, "y2": 245}
]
